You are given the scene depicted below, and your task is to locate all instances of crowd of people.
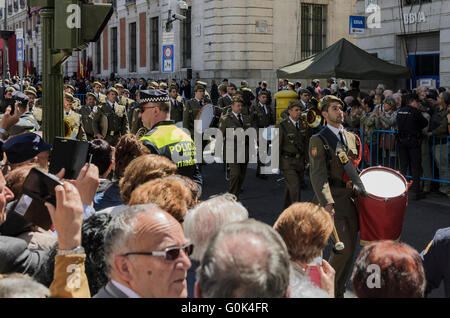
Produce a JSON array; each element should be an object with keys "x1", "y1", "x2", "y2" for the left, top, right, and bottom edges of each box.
[{"x1": 0, "y1": 73, "x2": 448, "y2": 299}]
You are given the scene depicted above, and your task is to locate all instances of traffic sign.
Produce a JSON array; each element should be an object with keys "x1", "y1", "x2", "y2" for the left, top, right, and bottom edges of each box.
[
  {"x1": 16, "y1": 38, "x2": 24, "y2": 62},
  {"x1": 162, "y1": 44, "x2": 174, "y2": 73},
  {"x1": 349, "y1": 16, "x2": 365, "y2": 34}
]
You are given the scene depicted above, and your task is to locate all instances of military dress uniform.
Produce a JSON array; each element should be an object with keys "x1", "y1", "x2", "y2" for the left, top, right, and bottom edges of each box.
[
  {"x1": 170, "y1": 96, "x2": 184, "y2": 124},
  {"x1": 277, "y1": 116, "x2": 309, "y2": 208},
  {"x1": 250, "y1": 100, "x2": 276, "y2": 177},
  {"x1": 93, "y1": 91, "x2": 107, "y2": 104},
  {"x1": 64, "y1": 109, "x2": 87, "y2": 141},
  {"x1": 78, "y1": 105, "x2": 97, "y2": 141},
  {"x1": 219, "y1": 111, "x2": 253, "y2": 199},
  {"x1": 218, "y1": 94, "x2": 233, "y2": 116},
  {"x1": 309, "y1": 125, "x2": 360, "y2": 298},
  {"x1": 183, "y1": 98, "x2": 205, "y2": 138},
  {"x1": 93, "y1": 101, "x2": 130, "y2": 146}
]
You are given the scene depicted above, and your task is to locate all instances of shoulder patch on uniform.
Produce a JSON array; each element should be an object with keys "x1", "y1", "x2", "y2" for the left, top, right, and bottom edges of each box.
[{"x1": 311, "y1": 147, "x2": 318, "y2": 157}]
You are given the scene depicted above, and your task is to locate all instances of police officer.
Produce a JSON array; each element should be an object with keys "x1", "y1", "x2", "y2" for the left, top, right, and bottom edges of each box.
[
  {"x1": 219, "y1": 96, "x2": 254, "y2": 199},
  {"x1": 92, "y1": 81, "x2": 107, "y2": 104},
  {"x1": 63, "y1": 93, "x2": 87, "y2": 141},
  {"x1": 396, "y1": 93, "x2": 428, "y2": 200},
  {"x1": 309, "y1": 95, "x2": 361, "y2": 298},
  {"x1": 93, "y1": 87, "x2": 130, "y2": 146},
  {"x1": 138, "y1": 90, "x2": 203, "y2": 194},
  {"x1": 169, "y1": 85, "x2": 184, "y2": 124},
  {"x1": 420, "y1": 227, "x2": 450, "y2": 298},
  {"x1": 183, "y1": 84, "x2": 206, "y2": 138},
  {"x1": 239, "y1": 80, "x2": 255, "y2": 115},
  {"x1": 277, "y1": 100, "x2": 308, "y2": 208},
  {"x1": 78, "y1": 92, "x2": 98, "y2": 141},
  {"x1": 250, "y1": 90, "x2": 275, "y2": 179}
]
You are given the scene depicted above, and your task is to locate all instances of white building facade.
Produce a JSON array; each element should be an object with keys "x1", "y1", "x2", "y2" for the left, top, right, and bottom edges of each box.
[{"x1": 354, "y1": 0, "x2": 450, "y2": 89}]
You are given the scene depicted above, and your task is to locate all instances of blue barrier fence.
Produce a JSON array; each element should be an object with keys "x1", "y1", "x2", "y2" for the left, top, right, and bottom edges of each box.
[{"x1": 369, "y1": 130, "x2": 449, "y2": 185}]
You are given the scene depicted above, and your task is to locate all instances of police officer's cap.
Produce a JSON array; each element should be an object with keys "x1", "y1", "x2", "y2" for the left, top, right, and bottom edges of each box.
[
  {"x1": 2, "y1": 132, "x2": 52, "y2": 164},
  {"x1": 406, "y1": 93, "x2": 420, "y2": 104},
  {"x1": 107, "y1": 87, "x2": 119, "y2": 95},
  {"x1": 86, "y1": 92, "x2": 99, "y2": 103},
  {"x1": 321, "y1": 95, "x2": 344, "y2": 112},
  {"x1": 138, "y1": 90, "x2": 170, "y2": 107}
]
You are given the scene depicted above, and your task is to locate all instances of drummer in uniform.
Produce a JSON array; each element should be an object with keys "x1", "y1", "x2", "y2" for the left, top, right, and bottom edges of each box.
[
  {"x1": 276, "y1": 100, "x2": 309, "y2": 207},
  {"x1": 250, "y1": 90, "x2": 275, "y2": 179},
  {"x1": 63, "y1": 93, "x2": 87, "y2": 141},
  {"x1": 219, "y1": 96, "x2": 254, "y2": 199},
  {"x1": 92, "y1": 87, "x2": 130, "y2": 146},
  {"x1": 183, "y1": 84, "x2": 206, "y2": 138},
  {"x1": 169, "y1": 85, "x2": 184, "y2": 124},
  {"x1": 64, "y1": 84, "x2": 81, "y2": 111},
  {"x1": 92, "y1": 81, "x2": 107, "y2": 104},
  {"x1": 78, "y1": 92, "x2": 98, "y2": 141},
  {"x1": 308, "y1": 95, "x2": 360, "y2": 298}
]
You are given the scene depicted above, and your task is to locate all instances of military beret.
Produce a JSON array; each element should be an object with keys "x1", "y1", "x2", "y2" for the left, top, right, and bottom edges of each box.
[
  {"x1": 287, "y1": 100, "x2": 302, "y2": 110},
  {"x1": 93, "y1": 81, "x2": 103, "y2": 87},
  {"x1": 24, "y1": 90, "x2": 37, "y2": 97},
  {"x1": 64, "y1": 92, "x2": 74, "y2": 101},
  {"x1": 107, "y1": 87, "x2": 119, "y2": 95},
  {"x1": 138, "y1": 90, "x2": 170, "y2": 106},
  {"x1": 320, "y1": 95, "x2": 344, "y2": 112},
  {"x1": 64, "y1": 84, "x2": 75, "y2": 91},
  {"x1": 114, "y1": 83, "x2": 124, "y2": 89},
  {"x1": 3, "y1": 132, "x2": 52, "y2": 164},
  {"x1": 86, "y1": 92, "x2": 99, "y2": 102}
]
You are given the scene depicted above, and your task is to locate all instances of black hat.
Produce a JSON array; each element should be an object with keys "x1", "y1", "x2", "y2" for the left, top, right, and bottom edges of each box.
[
  {"x1": 2, "y1": 132, "x2": 52, "y2": 164},
  {"x1": 138, "y1": 89, "x2": 170, "y2": 107}
]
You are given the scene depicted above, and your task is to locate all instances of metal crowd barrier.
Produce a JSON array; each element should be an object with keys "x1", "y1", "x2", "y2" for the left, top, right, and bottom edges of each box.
[{"x1": 369, "y1": 130, "x2": 449, "y2": 185}]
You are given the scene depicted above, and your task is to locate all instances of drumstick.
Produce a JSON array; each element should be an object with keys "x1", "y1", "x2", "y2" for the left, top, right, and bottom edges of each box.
[{"x1": 333, "y1": 226, "x2": 345, "y2": 251}]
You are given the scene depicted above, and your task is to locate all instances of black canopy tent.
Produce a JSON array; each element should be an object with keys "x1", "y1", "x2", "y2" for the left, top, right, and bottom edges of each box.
[{"x1": 277, "y1": 38, "x2": 411, "y2": 80}]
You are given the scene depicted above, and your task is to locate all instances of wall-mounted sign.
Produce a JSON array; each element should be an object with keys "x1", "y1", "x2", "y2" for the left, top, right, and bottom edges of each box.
[{"x1": 403, "y1": 12, "x2": 426, "y2": 24}]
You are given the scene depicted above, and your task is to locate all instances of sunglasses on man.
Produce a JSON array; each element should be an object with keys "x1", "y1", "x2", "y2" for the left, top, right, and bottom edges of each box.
[{"x1": 122, "y1": 243, "x2": 194, "y2": 262}]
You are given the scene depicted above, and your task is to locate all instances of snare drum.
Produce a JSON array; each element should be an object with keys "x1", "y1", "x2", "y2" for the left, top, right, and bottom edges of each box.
[
  {"x1": 194, "y1": 104, "x2": 215, "y2": 134},
  {"x1": 358, "y1": 166, "x2": 412, "y2": 245}
]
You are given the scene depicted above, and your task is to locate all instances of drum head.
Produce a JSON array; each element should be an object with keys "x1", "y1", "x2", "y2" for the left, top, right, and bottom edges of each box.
[
  {"x1": 262, "y1": 125, "x2": 274, "y2": 141},
  {"x1": 195, "y1": 104, "x2": 214, "y2": 134},
  {"x1": 360, "y1": 169, "x2": 406, "y2": 198}
]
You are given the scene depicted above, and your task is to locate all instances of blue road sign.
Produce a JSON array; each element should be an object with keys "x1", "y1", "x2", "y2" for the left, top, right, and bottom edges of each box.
[
  {"x1": 16, "y1": 38, "x2": 24, "y2": 62},
  {"x1": 349, "y1": 16, "x2": 365, "y2": 34},
  {"x1": 162, "y1": 44, "x2": 174, "y2": 73}
]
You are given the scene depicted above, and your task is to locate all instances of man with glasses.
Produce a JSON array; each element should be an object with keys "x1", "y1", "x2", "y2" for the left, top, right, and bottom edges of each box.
[
  {"x1": 94, "y1": 204, "x2": 192, "y2": 298},
  {"x1": 137, "y1": 90, "x2": 202, "y2": 195}
]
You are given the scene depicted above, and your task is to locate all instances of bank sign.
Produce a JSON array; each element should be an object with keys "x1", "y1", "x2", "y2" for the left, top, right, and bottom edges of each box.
[{"x1": 349, "y1": 16, "x2": 366, "y2": 34}]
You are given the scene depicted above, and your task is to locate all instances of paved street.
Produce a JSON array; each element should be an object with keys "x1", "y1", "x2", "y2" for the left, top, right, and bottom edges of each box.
[{"x1": 200, "y1": 161, "x2": 450, "y2": 298}]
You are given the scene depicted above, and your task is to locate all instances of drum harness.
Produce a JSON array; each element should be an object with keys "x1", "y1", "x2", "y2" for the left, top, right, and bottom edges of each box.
[{"x1": 317, "y1": 128, "x2": 368, "y2": 197}]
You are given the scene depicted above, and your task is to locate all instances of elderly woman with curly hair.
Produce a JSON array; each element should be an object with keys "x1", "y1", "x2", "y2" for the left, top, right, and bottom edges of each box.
[{"x1": 274, "y1": 202, "x2": 335, "y2": 298}]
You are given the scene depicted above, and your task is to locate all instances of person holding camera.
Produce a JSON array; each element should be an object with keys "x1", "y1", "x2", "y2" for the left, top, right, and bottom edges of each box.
[{"x1": 0, "y1": 87, "x2": 15, "y2": 114}]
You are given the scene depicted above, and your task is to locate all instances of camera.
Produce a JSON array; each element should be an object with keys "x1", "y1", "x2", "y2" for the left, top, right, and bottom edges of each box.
[{"x1": 172, "y1": 13, "x2": 186, "y2": 21}]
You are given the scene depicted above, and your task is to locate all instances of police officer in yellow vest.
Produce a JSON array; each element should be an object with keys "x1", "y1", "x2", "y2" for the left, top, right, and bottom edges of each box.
[{"x1": 138, "y1": 90, "x2": 203, "y2": 194}]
